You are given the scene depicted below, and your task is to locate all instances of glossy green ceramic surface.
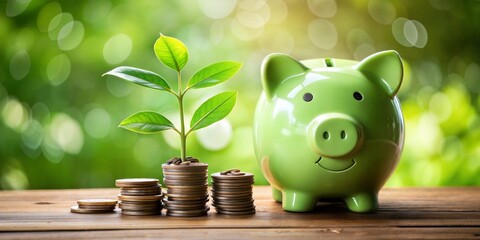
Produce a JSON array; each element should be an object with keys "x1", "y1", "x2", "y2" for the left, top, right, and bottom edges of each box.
[{"x1": 253, "y1": 51, "x2": 404, "y2": 213}]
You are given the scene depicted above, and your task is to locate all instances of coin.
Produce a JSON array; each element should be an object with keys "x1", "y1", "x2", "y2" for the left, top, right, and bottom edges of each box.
[
  {"x1": 162, "y1": 163, "x2": 208, "y2": 172},
  {"x1": 119, "y1": 202, "x2": 162, "y2": 209},
  {"x1": 215, "y1": 209, "x2": 256, "y2": 215},
  {"x1": 166, "y1": 206, "x2": 210, "y2": 217},
  {"x1": 120, "y1": 200, "x2": 162, "y2": 205},
  {"x1": 166, "y1": 192, "x2": 207, "y2": 198},
  {"x1": 212, "y1": 199, "x2": 254, "y2": 206},
  {"x1": 78, "y1": 205, "x2": 116, "y2": 210},
  {"x1": 77, "y1": 199, "x2": 118, "y2": 206},
  {"x1": 163, "y1": 198, "x2": 208, "y2": 204},
  {"x1": 121, "y1": 210, "x2": 160, "y2": 216},
  {"x1": 211, "y1": 192, "x2": 252, "y2": 200},
  {"x1": 166, "y1": 195, "x2": 209, "y2": 201},
  {"x1": 120, "y1": 205, "x2": 162, "y2": 212},
  {"x1": 118, "y1": 194, "x2": 163, "y2": 202},
  {"x1": 163, "y1": 179, "x2": 208, "y2": 186},
  {"x1": 163, "y1": 171, "x2": 208, "y2": 176},
  {"x1": 164, "y1": 204, "x2": 206, "y2": 211},
  {"x1": 211, "y1": 190, "x2": 252, "y2": 196},
  {"x1": 70, "y1": 206, "x2": 115, "y2": 214},
  {"x1": 211, "y1": 172, "x2": 254, "y2": 180},
  {"x1": 214, "y1": 205, "x2": 256, "y2": 212},
  {"x1": 164, "y1": 184, "x2": 207, "y2": 189},
  {"x1": 166, "y1": 188, "x2": 208, "y2": 195},
  {"x1": 163, "y1": 175, "x2": 208, "y2": 181},
  {"x1": 212, "y1": 179, "x2": 254, "y2": 185},
  {"x1": 212, "y1": 183, "x2": 252, "y2": 189},
  {"x1": 116, "y1": 178, "x2": 159, "y2": 188},
  {"x1": 119, "y1": 185, "x2": 162, "y2": 190},
  {"x1": 121, "y1": 189, "x2": 161, "y2": 196}
]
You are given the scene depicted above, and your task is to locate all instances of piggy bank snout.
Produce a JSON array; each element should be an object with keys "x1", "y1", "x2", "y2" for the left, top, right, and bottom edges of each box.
[{"x1": 308, "y1": 113, "x2": 363, "y2": 158}]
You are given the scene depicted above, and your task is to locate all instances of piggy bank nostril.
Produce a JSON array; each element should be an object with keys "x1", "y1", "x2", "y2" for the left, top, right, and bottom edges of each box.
[
  {"x1": 323, "y1": 131, "x2": 329, "y2": 140},
  {"x1": 341, "y1": 130, "x2": 346, "y2": 139}
]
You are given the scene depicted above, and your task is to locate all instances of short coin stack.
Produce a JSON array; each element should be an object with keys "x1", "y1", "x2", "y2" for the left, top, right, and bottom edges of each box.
[
  {"x1": 211, "y1": 169, "x2": 256, "y2": 215},
  {"x1": 163, "y1": 159, "x2": 209, "y2": 217},
  {"x1": 116, "y1": 178, "x2": 163, "y2": 216},
  {"x1": 70, "y1": 199, "x2": 117, "y2": 214}
]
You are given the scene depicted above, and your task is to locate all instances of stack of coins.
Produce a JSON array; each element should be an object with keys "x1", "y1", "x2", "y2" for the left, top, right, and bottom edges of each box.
[
  {"x1": 115, "y1": 178, "x2": 164, "y2": 216},
  {"x1": 70, "y1": 199, "x2": 117, "y2": 214},
  {"x1": 211, "y1": 169, "x2": 256, "y2": 215},
  {"x1": 162, "y1": 159, "x2": 209, "y2": 217}
]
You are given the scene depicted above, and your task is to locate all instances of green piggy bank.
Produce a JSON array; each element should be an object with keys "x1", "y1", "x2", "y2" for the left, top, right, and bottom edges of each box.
[{"x1": 253, "y1": 50, "x2": 404, "y2": 213}]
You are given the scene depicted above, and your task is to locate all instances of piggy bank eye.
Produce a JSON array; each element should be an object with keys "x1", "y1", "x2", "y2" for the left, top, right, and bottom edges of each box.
[
  {"x1": 303, "y1": 93, "x2": 313, "y2": 102},
  {"x1": 353, "y1": 91, "x2": 363, "y2": 101}
]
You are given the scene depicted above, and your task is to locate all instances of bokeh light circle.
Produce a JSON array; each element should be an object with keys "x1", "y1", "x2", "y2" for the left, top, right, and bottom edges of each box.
[
  {"x1": 259, "y1": 28, "x2": 295, "y2": 54},
  {"x1": 308, "y1": 19, "x2": 337, "y2": 50},
  {"x1": 307, "y1": 0, "x2": 337, "y2": 18},
  {"x1": 103, "y1": 33, "x2": 132, "y2": 65},
  {"x1": 392, "y1": 18, "x2": 428, "y2": 48},
  {"x1": 47, "y1": 54, "x2": 71, "y2": 86},
  {"x1": 2, "y1": 98, "x2": 29, "y2": 131},
  {"x1": 6, "y1": 0, "x2": 31, "y2": 17},
  {"x1": 58, "y1": 21, "x2": 85, "y2": 51},
  {"x1": 199, "y1": 0, "x2": 236, "y2": 19},
  {"x1": 49, "y1": 113, "x2": 84, "y2": 154},
  {"x1": 84, "y1": 108, "x2": 111, "y2": 139},
  {"x1": 196, "y1": 119, "x2": 233, "y2": 151},
  {"x1": 368, "y1": 0, "x2": 396, "y2": 25},
  {"x1": 48, "y1": 12, "x2": 73, "y2": 41},
  {"x1": 21, "y1": 120, "x2": 43, "y2": 150},
  {"x1": 9, "y1": 50, "x2": 31, "y2": 81}
]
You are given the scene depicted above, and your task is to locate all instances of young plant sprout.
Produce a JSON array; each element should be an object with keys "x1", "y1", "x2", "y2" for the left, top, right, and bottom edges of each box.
[{"x1": 104, "y1": 34, "x2": 241, "y2": 162}]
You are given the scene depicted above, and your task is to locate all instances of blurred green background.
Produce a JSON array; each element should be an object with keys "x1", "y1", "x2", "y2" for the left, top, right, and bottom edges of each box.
[{"x1": 1, "y1": 0, "x2": 479, "y2": 189}]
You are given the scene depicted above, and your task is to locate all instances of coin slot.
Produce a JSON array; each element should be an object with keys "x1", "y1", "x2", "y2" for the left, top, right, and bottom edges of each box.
[{"x1": 325, "y1": 58, "x2": 334, "y2": 67}]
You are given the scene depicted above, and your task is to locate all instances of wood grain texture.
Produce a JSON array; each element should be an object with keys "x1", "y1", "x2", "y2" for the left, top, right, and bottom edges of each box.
[{"x1": 0, "y1": 187, "x2": 479, "y2": 239}]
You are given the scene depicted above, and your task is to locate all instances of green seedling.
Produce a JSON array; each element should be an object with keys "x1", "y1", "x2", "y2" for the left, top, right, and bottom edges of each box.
[{"x1": 104, "y1": 34, "x2": 241, "y2": 162}]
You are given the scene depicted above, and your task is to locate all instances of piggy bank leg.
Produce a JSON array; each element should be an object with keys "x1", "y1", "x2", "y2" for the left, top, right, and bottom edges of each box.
[
  {"x1": 283, "y1": 190, "x2": 317, "y2": 212},
  {"x1": 344, "y1": 192, "x2": 378, "y2": 213},
  {"x1": 272, "y1": 187, "x2": 282, "y2": 202}
]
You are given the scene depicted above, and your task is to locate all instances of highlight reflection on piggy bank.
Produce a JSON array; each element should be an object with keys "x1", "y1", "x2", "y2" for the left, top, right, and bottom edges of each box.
[{"x1": 253, "y1": 51, "x2": 404, "y2": 213}]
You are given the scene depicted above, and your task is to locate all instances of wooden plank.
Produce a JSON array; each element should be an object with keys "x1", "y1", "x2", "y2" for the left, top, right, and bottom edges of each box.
[
  {"x1": 1, "y1": 227, "x2": 479, "y2": 240},
  {"x1": 0, "y1": 187, "x2": 479, "y2": 233}
]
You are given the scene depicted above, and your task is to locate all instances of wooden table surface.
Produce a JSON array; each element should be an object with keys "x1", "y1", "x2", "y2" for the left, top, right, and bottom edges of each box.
[{"x1": 0, "y1": 186, "x2": 479, "y2": 239}]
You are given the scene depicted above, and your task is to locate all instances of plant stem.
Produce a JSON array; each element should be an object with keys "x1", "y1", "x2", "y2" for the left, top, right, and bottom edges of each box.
[{"x1": 177, "y1": 71, "x2": 187, "y2": 161}]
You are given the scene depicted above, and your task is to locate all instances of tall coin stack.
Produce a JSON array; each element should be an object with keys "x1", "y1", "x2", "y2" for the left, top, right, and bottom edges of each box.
[
  {"x1": 115, "y1": 178, "x2": 164, "y2": 216},
  {"x1": 211, "y1": 169, "x2": 256, "y2": 215},
  {"x1": 162, "y1": 158, "x2": 209, "y2": 217}
]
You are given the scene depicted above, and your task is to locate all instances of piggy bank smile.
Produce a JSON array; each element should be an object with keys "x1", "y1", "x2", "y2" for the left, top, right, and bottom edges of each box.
[{"x1": 316, "y1": 157, "x2": 356, "y2": 172}]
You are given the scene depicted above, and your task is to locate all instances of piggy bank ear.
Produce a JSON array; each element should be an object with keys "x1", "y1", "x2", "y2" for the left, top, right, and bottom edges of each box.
[
  {"x1": 261, "y1": 53, "x2": 308, "y2": 98},
  {"x1": 355, "y1": 50, "x2": 403, "y2": 97}
]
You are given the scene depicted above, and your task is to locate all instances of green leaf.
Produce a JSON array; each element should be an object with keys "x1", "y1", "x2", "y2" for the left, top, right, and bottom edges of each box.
[
  {"x1": 119, "y1": 111, "x2": 175, "y2": 134},
  {"x1": 154, "y1": 34, "x2": 188, "y2": 72},
  {"x1": 187, "y1": 61, "x2": 242, "y2": 89},
  {"x1": 103, "y1": 66, "x2": 171, "y2": 92},
  {"x1": 190, "y1": 91, "x2": 237, "y2": 131}
]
